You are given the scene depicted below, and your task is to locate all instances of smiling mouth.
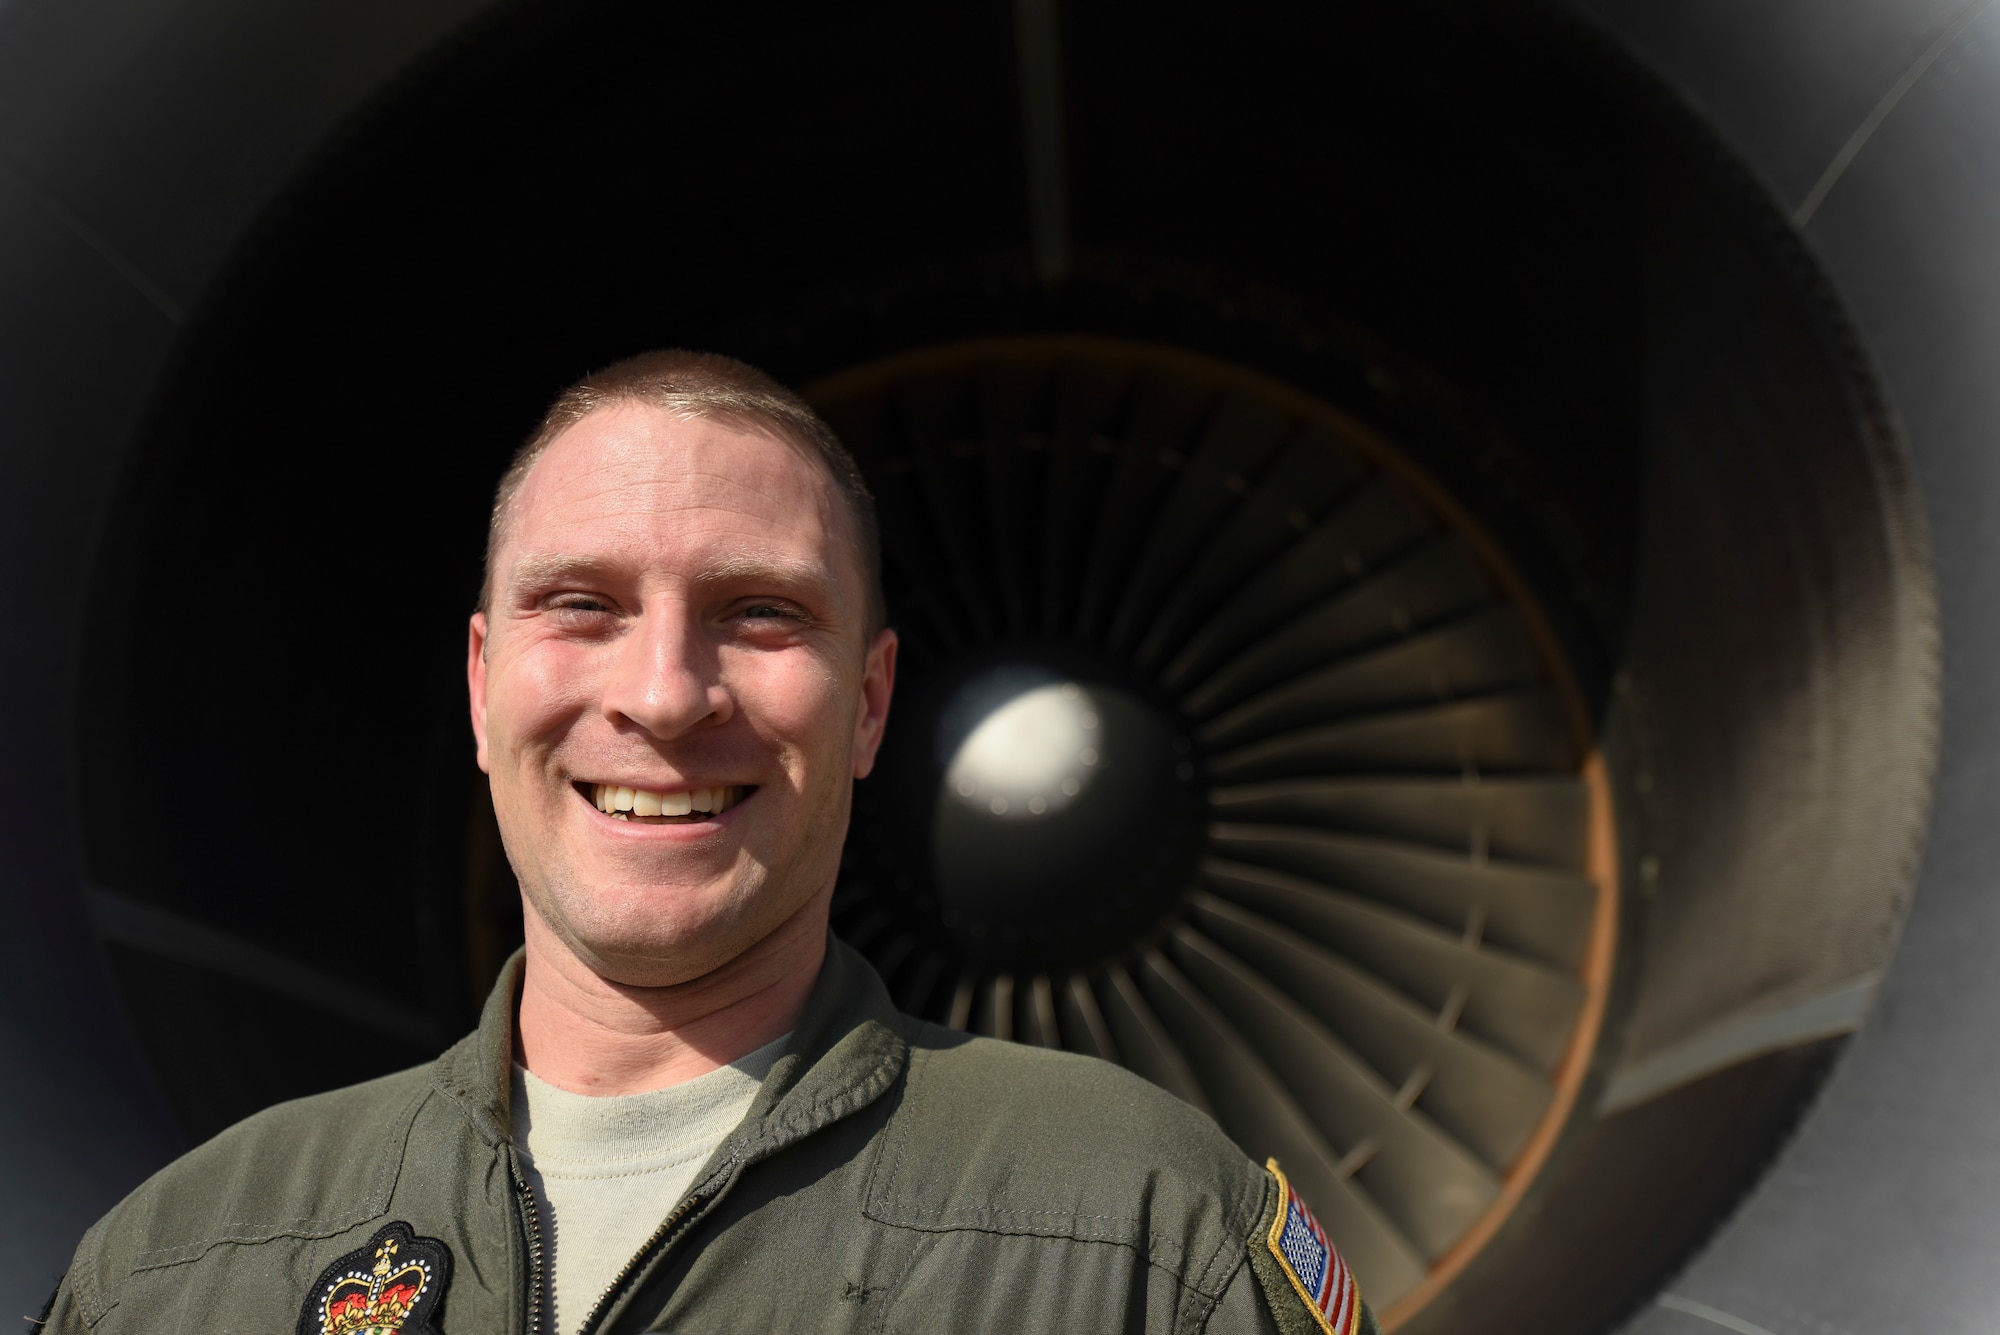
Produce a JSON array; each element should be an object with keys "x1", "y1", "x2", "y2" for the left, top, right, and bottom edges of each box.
[{"x1": 580, "y1": 782, "x2": 752, "y2": 824}]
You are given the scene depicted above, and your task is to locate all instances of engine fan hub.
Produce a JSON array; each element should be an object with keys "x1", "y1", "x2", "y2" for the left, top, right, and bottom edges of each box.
[{"x1": 927, "y1": 663, "x2": 1206, "y2": 970}]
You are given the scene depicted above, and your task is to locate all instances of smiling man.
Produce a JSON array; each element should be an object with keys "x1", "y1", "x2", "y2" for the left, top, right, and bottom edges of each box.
[{"x1": 42, "y1": 351, "x2": 1378, "y2": 1335}]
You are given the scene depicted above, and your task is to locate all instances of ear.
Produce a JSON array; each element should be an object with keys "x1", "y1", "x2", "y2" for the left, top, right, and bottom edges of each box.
[
  {"x1": 852, "y1": 627, "x2": 898, "y2": 779},
  {"x1": 468, "y1": 611, "x2": 493, "y2": 773}
]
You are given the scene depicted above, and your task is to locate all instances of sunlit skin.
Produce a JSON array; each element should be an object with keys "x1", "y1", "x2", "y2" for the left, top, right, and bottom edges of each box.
[{"x1": 467, "y1": 402, "x2": 896, "y2": 1094}]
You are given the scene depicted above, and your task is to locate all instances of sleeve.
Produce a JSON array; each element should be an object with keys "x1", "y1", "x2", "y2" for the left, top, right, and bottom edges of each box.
[
  {"x1": 1203, "y1": 1256, "x2": 1283, "y2": 1334},
  {"x1": 1236, "y1": 1245, "x2": 1384, "y2": 1335},
  {"x1": 1211, "y1": 1160, "x2": 1383, "y2": 1335}
]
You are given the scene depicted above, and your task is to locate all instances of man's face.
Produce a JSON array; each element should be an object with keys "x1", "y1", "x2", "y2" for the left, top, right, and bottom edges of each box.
[{"x1": 468, "y1": 402, "x2": 895, "y2": 987}]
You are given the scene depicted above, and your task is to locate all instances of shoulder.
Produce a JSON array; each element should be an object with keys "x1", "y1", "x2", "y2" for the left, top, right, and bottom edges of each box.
[
  {"x1": 868, "y1": 1018, "x2": 1269, "y2": 1297},
  {"x1": 896, "y1": 1019, "x2": 1249, "y2": 1177},
  {"x1": 64, "y1": 1062, "x2": 438, "y2": 1322}
]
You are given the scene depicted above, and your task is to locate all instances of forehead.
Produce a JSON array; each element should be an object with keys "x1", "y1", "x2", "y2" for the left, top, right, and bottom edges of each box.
[{"x1": 503, "y1": 402, "x2": 848, "y2": 578}]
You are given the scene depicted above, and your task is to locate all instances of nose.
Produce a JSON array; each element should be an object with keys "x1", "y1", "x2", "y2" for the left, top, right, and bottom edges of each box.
[{"x1": 598, "y1": 600, "x2": 734, "y2": 738}]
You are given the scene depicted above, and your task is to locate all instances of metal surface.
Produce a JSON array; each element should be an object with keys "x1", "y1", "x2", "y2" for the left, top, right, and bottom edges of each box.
[
  {"x1": 1599, "y1": 976, "x2": 1881, "y2": 1115},
  {"x1": 1564, "y1": 2, "x2": 2000, "y2": 1331}
]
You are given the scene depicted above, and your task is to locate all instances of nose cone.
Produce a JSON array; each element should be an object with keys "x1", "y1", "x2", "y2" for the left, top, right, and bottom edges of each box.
[
  {"x1": 942, "y1": 679, "x2": 1099, "y2": 818},
  {"x1": 931, "y1": 666, "x2": 1205, "y2": 970}
]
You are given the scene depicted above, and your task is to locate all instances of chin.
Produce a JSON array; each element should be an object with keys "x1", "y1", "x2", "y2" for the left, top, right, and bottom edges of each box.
[
  {"x1": 553, "y1": 879, "x2": 766, "y2": 977},
  {"x1": 594, "y1": 916, "x2": 790, "y2": 987}
]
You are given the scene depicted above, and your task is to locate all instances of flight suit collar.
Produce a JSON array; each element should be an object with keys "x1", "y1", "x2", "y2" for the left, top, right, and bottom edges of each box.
[
  {"x1": 721, "y1": 937, "x2": 909, "y2": 1163},
  {"x1": 428, "y1": 933, "x2": 909, "y2": 1161}
]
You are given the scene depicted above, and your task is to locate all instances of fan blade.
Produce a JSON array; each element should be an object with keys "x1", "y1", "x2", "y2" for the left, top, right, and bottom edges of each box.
[
  {"x1": 978, "y1": 974, "x2": 1016, "y2": 1040},
  {"x1": 1058, "y1": 972, "x2": 1121, "y2": 1062},
  {"x1": 1074, "y1": 372, "x2": 1214, "y2": 639},
  {"x1": 1135, "y1": 949, "x2": 1430, "y2": 1305},
  {"x1": 1208, "y1": 827, "x2": 1596, "y2": 974},
  {"x1": 1096, "y1": 961, "x2": 1215, "y2": 1117},
  {"x1": 1181, "y1": 537, "x2": 1491, "y2": 719},
  {"x1": 1169, "y1": 924, "x2": 1500, "y2": 1259},
  {"x1": 1136, "y1": 427, "x2": 1366, "y2": 670},
  {"x1": 1159, "y1": 473, "x2": 1434, "y2": 691},
  {"x1": 1039, "y1": 358, "x2": 1131, "y2": 634},
  {"x1": 1104, "y1": 392, "x2": 1290, "y2": 651},
  {"x1": 1201, "y1": 855, "x2": 1588, "y2": 1067},
  {"x1": 1186, "y1": 890, "x2": 1554, "y2": 1169},
  {"x1": 1207, "y1": 690, "x2": 1577, "y2": 784},
  {"x1": 947, "y1": 972, "x2": 977, "y2": 1031},
  {"x1": 1198, "y1": 607, "x2": 1540, "y2": 749},
  {"x1": 1023, "y1": 973, "x2": 1063, "y2": 1048},
  {"x1": 1210, "y1": 775, "x2": 1591, "y2": 871}
]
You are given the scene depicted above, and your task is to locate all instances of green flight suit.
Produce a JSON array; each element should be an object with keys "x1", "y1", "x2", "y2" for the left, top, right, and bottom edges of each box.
[{"x1": 44, "y1": 938, "x2": 1383, "y2": 1334}]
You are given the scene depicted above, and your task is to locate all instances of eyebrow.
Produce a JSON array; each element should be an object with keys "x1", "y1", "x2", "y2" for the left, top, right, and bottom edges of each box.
[
  {"x1": 691, "y1": 553, "x2": 836, "y2": 592},
  {"x1": 693, "y1": 554, "x2": 851, "y2": 619},
  {"x1": 505, "y1": 553, "x2": 618, "y2": 595}
]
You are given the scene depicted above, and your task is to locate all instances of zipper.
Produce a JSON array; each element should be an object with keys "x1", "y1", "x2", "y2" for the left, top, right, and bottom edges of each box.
[
  {"x1": 509, "y1": 1149, "x2": 549, "y2": 1335},
  {"x1": 574, "y1": 1161, "x2": 738, "y2": 1335},
  {"x1": 572, "y1": 1194, "x2": 699, "y2": 1335}
]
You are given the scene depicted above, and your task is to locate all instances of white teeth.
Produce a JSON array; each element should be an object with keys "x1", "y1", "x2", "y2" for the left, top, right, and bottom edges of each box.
[{"x1": 590, "y1": 783, "x2": 744, "y2": 818}]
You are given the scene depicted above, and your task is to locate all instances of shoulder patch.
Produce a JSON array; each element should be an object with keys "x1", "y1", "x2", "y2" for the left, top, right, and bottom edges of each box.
[
  {"x1": 1263, "y1": 1159, "x2": 1362, "y2": 1335},
  {"x1": 296, "y1": 1221, "x2": 452, "y2": 1335}
]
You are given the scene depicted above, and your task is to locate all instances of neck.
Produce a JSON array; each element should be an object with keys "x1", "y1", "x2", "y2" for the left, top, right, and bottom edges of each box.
[{"x1": 514, "y1": 891, "x2": 829, "y2": 1096}]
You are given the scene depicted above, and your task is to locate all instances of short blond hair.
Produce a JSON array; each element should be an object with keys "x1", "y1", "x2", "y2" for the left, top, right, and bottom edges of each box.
[{"x1": 482, "y1": 349, "x2": 884, "y2": 635}]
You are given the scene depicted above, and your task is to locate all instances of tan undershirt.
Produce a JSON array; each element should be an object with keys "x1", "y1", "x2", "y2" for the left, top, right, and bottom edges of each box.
[{"x1": 510, "y1": 1034, "x2": 787, "y2": 1335}]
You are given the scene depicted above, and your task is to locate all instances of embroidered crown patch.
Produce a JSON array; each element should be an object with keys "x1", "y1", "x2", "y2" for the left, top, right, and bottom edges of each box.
[
  {"x1": 296, "y1": 1221, "x2": 453, "y2": 1335},
  {"x1": 1265, "y1": 1159, "x2": 1361, "y2": 1335}
]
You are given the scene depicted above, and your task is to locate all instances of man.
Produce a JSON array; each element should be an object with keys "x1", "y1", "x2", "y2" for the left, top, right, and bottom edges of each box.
[{"x1": 42, "y1": 351, "x2": 1380, "y2": 1335}]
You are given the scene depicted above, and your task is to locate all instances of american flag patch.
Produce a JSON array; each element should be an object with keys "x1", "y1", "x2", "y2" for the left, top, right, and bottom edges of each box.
[{"x1": 1265, "y1": 1160, "x2": 1361, "y2": 1335}]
